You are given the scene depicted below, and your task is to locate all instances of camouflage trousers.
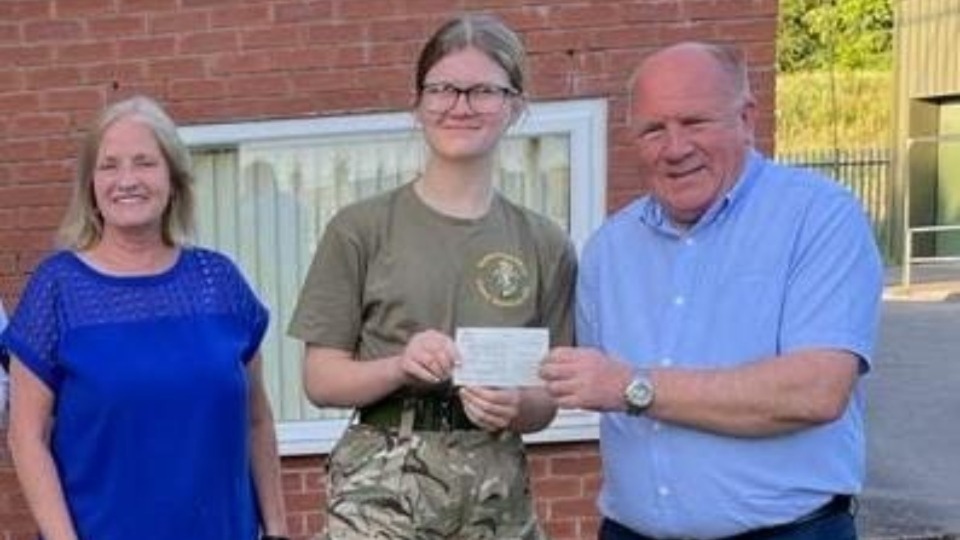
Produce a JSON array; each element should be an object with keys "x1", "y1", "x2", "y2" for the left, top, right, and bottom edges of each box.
[{"x1": 323, "y1": 424, "x2": 548, "y2": 540}]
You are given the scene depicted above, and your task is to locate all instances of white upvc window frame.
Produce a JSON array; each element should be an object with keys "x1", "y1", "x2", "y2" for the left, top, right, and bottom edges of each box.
[{"x1": 180, "y1": 98, "x2": 606, "y2": 455}]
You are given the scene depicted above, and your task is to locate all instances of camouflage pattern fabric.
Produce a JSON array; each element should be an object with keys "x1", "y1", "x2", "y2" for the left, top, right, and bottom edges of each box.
[{"x1": 323, "y1": 425, "x2": 548, "y2": 540}]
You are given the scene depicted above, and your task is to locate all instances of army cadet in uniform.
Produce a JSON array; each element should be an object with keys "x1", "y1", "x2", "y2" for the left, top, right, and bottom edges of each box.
[{"x1": 288, "y1": 13, "x2": 575, "y2": 540}]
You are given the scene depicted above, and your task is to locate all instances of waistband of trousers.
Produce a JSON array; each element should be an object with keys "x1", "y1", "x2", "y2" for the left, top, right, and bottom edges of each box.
[
  {"x1": 603, "y1": 494, "x2": 854, "y2": 540},
  {"x1": 358, "y1": 393, "x2": 479, "y2": 432}
]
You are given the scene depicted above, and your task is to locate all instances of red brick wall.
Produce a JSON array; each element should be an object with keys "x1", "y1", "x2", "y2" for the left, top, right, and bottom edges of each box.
[{"x1": 0, "y1": 1, "x2": 777, "y2": 538}]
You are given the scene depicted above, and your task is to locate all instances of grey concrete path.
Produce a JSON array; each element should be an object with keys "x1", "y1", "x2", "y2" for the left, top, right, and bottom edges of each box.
[{"x1": 859, "y1": 263, "x2": 960, "y2": 539}]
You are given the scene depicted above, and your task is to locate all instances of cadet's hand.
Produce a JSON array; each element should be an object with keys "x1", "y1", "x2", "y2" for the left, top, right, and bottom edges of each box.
[
  {"x1": 459, "y1": 386, "x2": 521, "y2": 432},
  {"x1": 540, "y1": 347, "x2": 634, "y2": 411},
  {"x1": 398, "y1": 330, "x2": 457, "y2": 385}
]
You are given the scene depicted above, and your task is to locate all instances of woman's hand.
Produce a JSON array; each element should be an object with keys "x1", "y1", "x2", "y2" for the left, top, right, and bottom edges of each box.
[
  {"x1": 397, "y1": 329, "x2": 457, "y2": 386},
  {"x1": 459, "y1": 386, "x2": 521, "y2": 432}
]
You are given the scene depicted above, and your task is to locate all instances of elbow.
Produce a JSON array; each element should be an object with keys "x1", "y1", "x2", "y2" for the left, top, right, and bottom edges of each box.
[
  {"x1": 302, "y1": 379, "x2": 335, "y2": 409},
  {"x1": 798, "y1": 393, "x2": 852, "y2": 425}
]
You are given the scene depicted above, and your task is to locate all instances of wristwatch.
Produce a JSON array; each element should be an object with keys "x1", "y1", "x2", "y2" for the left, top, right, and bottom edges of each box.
[{"x1": 623, "y1": 371, "x2": 655, "y2": 415}]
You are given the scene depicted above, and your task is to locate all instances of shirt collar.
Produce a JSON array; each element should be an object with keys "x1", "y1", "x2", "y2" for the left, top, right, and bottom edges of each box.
[{"x1": 638, "y1": 149, "x2": 764, "y2": 235}]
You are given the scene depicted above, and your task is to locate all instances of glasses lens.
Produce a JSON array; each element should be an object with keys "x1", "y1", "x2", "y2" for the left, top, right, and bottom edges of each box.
[{"x1": 422, "y1": 86, "x2": 456, "y2": 113}]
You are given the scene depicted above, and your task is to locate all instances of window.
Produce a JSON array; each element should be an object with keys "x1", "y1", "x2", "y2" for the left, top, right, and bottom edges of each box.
[{"x1": 179, "y1": 99, "x2": 606, "y2": 454}]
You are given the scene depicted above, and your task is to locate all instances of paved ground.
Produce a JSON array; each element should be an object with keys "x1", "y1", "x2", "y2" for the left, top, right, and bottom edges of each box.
[{"x1": 859, "y1": 264, "x2": 960, "y2": 539}]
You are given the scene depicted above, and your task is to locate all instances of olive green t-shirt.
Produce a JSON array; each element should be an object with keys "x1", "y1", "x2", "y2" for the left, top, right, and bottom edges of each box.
[{"x1": 288, "y1": 182, "x2": 575, "y2": 363}]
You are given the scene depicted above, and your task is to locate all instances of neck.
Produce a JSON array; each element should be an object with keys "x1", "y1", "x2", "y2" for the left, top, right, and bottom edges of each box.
[
  {"x1": 417, "y1": 157, "x2": 495, "y2": 219},
  {"x1": 85, "y1": 231, "x2": 178, "y2": 275}
]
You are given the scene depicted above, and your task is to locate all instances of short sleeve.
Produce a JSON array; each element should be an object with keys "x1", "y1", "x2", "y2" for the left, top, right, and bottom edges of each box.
[
  {"x1": 575, "y1": 235, "x2": 602, "y2": 349},
  {"x1": 780, "y1": 189, "x2": 884, "y2": 369},
  {"x1": 537, "y1": 225, "x2": 577, "y2": 347},
  {"x1": 220, "y1": 256, "x2": 269, "y2": 364},
  {"x1": 1, "y1": 258, "x2": 66, "y2": 391},
  {"x1": 287, "y1": 213, "x2": 365, "y2": 351}
]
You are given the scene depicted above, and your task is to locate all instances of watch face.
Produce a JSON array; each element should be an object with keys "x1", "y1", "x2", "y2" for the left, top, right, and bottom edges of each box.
[{"x1": 625, "y1": 377, "x2": 654, "y2": 412}]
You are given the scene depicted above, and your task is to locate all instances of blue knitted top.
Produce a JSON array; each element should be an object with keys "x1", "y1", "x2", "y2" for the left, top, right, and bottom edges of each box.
[{"x1": 1, "y1": 247, "x2": 268, "y2": 540}]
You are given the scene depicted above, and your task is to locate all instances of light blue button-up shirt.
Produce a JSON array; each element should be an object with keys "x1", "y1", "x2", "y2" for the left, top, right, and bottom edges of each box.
[{"x1": 578, "y1": 150, "x2": 883, "y2": 539}]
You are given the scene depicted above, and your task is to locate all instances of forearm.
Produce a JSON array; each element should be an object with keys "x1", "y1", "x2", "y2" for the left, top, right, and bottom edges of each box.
[
  {"x1": 647, "y1": 349, "x2": 859, "y2": 437},
  {"x1": 250, "y1": 414, "x2": 287, "y2": 536},
  {"x1": 303, "y1": 348, "x2": 407, "y2": 408},
  {"x1": 508, "y1": 387, "x2": 557, "y2": 433},
  {"x1": 7, "y1": 434, "x2": 78, "y2": 540}
]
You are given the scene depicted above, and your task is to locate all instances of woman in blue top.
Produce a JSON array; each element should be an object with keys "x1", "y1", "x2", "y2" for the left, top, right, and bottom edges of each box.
[{"x1": 1, "y1": 96, "x2": 289, "y2": 540}]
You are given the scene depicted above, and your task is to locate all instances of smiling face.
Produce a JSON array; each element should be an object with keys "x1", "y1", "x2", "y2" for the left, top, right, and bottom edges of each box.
[
  {"x1": 630, "y1": 44, "x2": 756, "y2": 227},
  {"x1": 92, "y1": 116, "x2": 172, "y2": 241},
  {"x1": 415, "y1": 46, "x2": 521, "y2": 163}
]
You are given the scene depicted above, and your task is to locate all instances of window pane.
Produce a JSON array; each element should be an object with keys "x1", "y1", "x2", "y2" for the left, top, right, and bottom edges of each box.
[{"x1": 192, "y1": 132, "x2": 571, "y2": 422}]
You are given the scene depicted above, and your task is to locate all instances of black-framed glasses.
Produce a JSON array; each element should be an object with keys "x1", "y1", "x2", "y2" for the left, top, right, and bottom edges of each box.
[{"x1": 420, "y1": 82, "x2": 519, "y2": 114}]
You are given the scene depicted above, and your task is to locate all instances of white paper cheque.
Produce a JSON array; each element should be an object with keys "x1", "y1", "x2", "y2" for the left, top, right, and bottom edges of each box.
[{"x1": 454, "y1": 327, "x2": 549, "y2": 387}]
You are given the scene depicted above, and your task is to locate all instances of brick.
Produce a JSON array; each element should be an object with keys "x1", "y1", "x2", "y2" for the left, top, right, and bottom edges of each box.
[
  {"x1": 337, "y1": 1, "x2": 399, "y2": 20},
  {"x1": 549, "y1": 454, "x2": 601, "y2": 476},
  {"x1": 0, "y1": 1, "x2": 50, "y2": 19},
  {"x1": 118, "y1": 0, "x2": 174, "y2": 13},
  {"x1": 86, "y1": 14, "x2": 147, "y2": 37},
  {"x1": 11, "y1": 113, "x2": 71, "y2": 137},
  {"x1": 210, "y1": 51, "x2": 275, "y2": 75},
  {"x1": 271, "y1": 48, "x2": 337, "y2": 72},
  {"x1": 10, "y1": 162, "x2": 71, "y2": 186},
  {"x1": 368, "y1": 18, "x2": 434, "y2": 43},
  {"x1": 711, "y1": 18, "x2": 777, "y2": 42},
  {"x1": 42, "y1": 87, "x2": 105, "y2": 112},
  {"x1": 240, "y1": 25, "x2": 305, "y2": 51},
  {"x1": 304, "y1": 22, "x2": 368, "y2": 46},
  {"x1": 168, "y1": 78, "x2": 228, "y2": 100},
  {"x1": 18, "y1": 205, "x2": 65, "y2": 227},
  {"x1": 547, "y1": 3, "x2": 624, "y2": 28},
  {"x1": 548, "y1": 496, "x2": 597, "y2": 518},
  {"x1": 23, "y1": 20, "x2": 83, "y2": 43},
  {"x1": 148, "y1": 57, "x2": 207, "y2": 80},
  {"x1": 210, "y1": 5, "x2": 272, "y2": 29},
  {"x1": 274, "y1": 1, "x2": 335, "y2": 24},
  {"x1": 0, "y1": 139, "x2": 49, "y2": 162},
  {"x1": 226, "y1": 74, "x2": 292, "y2": 98},
  {"x1": 54, "y1": 42, "x2": 116, "y2": 64},
  {"x1": 0, "y1": 69, "x2": 24, "y2": 93},
  {"x1": 53, "y1": 0, "x2": 116, "y2": 17},
  {"x1": 83, "y1": 61, "x2": 148, "y2": 88},
  {"x1": 533, "y1": 476, "x2": 584, "y2": 498},
  {"x1": 178, "y1": 30, "x2": 239, "y2": 55},
  {"x1": 149, "y1": 9, "x2": 210, "y2": 35},
  {"x1": 289, "y1": 70, "x2": 356, "y2": 92},
  {"x1": 0, "y1": 23, "x2": 19, "y2": 45},
  {"x1": 525, "y1": 30, "x2": 590, "y2": 54},
  {"x1": 118, "y1": 35, "x2": 177, "y2": 59},
  {"x1": 0, "y1": 44, "x2": 54, "y2": 67},
  {"x1": 284, "y1": 491, "x2": 322, "y2": 512},
  {"x1": 623, "y1": 1, "x2": 683, "y2": 23},
  {"x1": 24, "y1": 66, "x2": 83, "y2": 89}
]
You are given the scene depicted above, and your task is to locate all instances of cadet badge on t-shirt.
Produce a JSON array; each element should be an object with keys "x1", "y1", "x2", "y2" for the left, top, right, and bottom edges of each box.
[{"x1": 474, "y1": 252, "x2": 531, "y2": 307}]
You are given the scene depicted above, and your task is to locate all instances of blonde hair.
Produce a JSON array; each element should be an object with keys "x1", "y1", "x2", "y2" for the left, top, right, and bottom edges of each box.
[{"x1": 58, "y1": 95, "x2": 195, "y2": 249}]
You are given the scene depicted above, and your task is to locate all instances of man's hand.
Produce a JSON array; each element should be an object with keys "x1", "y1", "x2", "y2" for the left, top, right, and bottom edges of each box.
[{"x1": 540, "y1": 347, "x2": 635, "y2": 412}]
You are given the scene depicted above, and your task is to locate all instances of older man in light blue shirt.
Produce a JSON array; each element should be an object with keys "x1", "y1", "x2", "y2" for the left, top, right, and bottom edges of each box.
[{"x1": 542, "y1": 42, "x2": 882, "y2": 540}]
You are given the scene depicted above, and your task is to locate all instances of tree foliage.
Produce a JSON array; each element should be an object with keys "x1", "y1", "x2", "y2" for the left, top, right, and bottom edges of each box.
[{"x1": 778, "y1": 0, "x2": 893, "y2": 72}]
